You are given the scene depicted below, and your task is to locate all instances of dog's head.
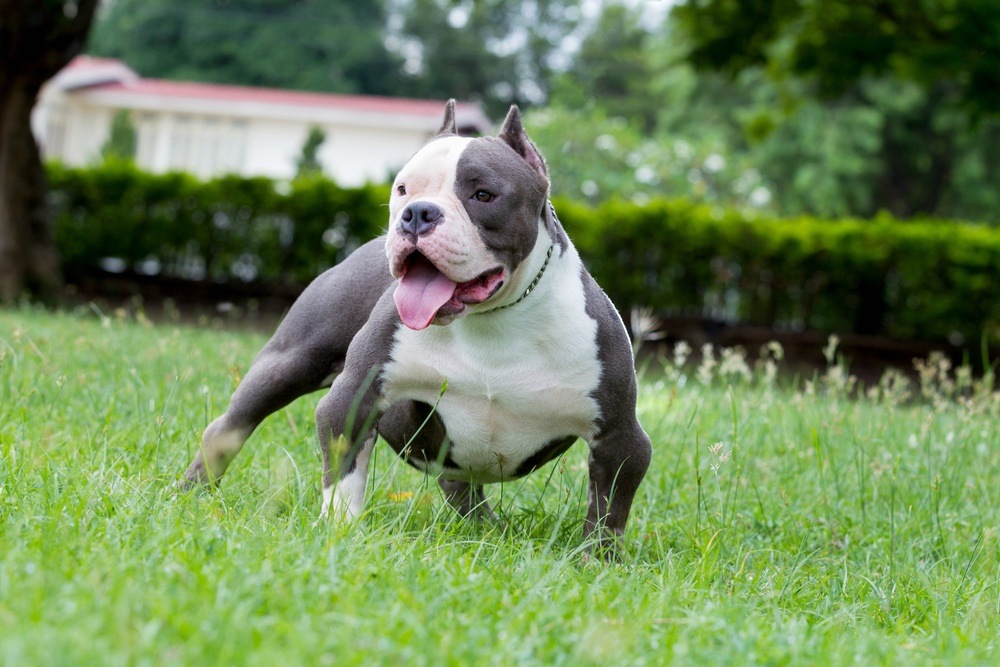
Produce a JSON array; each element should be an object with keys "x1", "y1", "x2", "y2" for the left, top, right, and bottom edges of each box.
[{"x1": 386, "y1": 100, "x2": 555, "y2": 330}]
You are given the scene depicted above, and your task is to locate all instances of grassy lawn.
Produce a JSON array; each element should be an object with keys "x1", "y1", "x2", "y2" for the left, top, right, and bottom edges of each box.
[{"x1": 1, "y1": 306, "x2": 998, "y2": 665}]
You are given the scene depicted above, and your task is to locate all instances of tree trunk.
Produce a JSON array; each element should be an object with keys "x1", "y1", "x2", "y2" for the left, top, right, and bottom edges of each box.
[
  {"x1": 0, "y1": 80, "x2": 61, "y2": 301},
  {"x1": 0, "y1": 0, "x2": 99, "y2": 303}
]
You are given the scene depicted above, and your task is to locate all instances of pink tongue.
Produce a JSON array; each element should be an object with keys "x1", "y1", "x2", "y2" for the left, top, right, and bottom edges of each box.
[{"x1": 393, "y1": 257, "x2": 458, "y2": 330}]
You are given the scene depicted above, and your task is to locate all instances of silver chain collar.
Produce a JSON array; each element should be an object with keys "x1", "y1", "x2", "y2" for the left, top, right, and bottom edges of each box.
[{"x1": 479, "y1": 242, "x2": 555, "y2": 315}]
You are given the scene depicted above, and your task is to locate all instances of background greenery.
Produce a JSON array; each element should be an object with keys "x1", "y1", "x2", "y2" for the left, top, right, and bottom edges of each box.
[
  {"x1": 73, "y1": 1, "x2": 1000, "y2": 350},
  {"x1": 48, "y1": 161, "x2": 388, "y2": 285},
  {"x1": 1, "y1": 307, "x2": 997, "y2": 664},
  {"x1": 47, "y1": 162, "x2": 1000, "y2": 346},
  {"x1": 11, "y1": 4, "x2": 994, "y2": 662},
  {"x1": 85, "y1": 0, "x2": 1000, "y2": 223}
]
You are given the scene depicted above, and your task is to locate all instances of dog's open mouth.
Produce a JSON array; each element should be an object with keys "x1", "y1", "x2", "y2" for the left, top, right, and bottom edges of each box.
[{"x1": 393, "y1": 251, "x2": 504, "y2": 330}]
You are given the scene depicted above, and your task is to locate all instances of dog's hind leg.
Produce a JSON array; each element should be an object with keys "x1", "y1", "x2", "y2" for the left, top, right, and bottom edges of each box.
[
  {"x1": 177, "y1": 237, "x2": 396, "y2": 489},
  {"x1": 438, "y1": 479, "x2": 494, "y2": 520},
  {"x1": 180, "y1": 343, "x2": 339, "y2": 487},
  {"x1": 378, "y1": 401, "x2": 495, "y2": 521}
]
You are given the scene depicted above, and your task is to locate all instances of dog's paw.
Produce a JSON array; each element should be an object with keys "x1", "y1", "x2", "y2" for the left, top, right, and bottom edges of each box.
[
  {"x1": 170, "y1": 477, "x2": 198, "y2": 495},
  {"x1": 581, "y1": 526, "x2": 626, "y2": 564},
  {"x1": 169, "y1": 470, "x2": 219, "y2": 496},
  {"x1": 314, "y1": 484, "x2": 364, "y2": 529}
]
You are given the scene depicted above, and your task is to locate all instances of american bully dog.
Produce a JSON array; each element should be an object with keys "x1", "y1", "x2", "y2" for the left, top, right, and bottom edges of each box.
[{"x1": 180, "y1": 101, "x2": 651, "y2": 553}]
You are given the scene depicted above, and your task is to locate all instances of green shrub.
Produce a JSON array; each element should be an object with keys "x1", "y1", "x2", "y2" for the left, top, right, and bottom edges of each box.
[
  {"x1": 46, "y1": 162, "x2": 1000, "y2": 345},
  {"x1": 556, "y1": 197, "x2": 1000, "y2": 344},
  {"x1": 47, "y1": 161, "x2": 388, "y2": 285}
]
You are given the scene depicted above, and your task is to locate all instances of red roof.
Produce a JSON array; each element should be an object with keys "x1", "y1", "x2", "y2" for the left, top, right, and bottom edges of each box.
[
  {"x1": 65, "y1": 56, "x2": 127, "y2": 70},
  {"x1": 64, "y1": 57, "x2": 480, "y2": 120},
  {"x1": 89, "y1": 78, "x2": 455, "y2": 116}
]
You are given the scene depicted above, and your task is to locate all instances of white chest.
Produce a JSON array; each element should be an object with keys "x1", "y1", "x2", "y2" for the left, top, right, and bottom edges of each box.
[{"x1": 380, "y1": 259, "x2": 602, "y2": 480}]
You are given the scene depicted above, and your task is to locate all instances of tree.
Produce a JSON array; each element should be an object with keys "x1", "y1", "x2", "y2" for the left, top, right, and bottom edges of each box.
[
  {"x1": 0, "y1": 0, "x2": 99, "y2": 302},
  {"x1": 88, "y1": 0, "x2": 581, "y2": 114},
  {"x1": 673, "y1": 0, "x2": 1000, "y2": 115},
  {"x1": 390, "y1": 0, "x2": 580, "y2": 115},
  {"x1": 526, "y1": 102, "x2": 771, "y2": 210},
  {"x1": 295, "y1": 126, "x2": 326, "y2": 177},
  {"x1": 88, "y1": 0, "x2": 404, "y2": 96},
  {"x1": 100, "y1": 110, "x2": 137, "y2": 162},
  {"x1": 671, "y1": 0, "x2": 1000, "y2": 219},
  {"x1": 551, "y1": 3, "x2": 660, "y2": 131},
  {"x1": 540, "y1": 13, "x2": 778, "y2": 212}
]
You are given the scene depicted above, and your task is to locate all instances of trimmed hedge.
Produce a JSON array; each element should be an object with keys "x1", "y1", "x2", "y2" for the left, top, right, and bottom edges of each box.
[
  {"x1": 556, "y1": 198, "x2": 1000, "y2": 345},
  {"x1": 48, "y1": 160, "x2": 388, "y2": 285},
  {"x1": 47, "y1": 162, "x2": 1000, "y2": 345}
]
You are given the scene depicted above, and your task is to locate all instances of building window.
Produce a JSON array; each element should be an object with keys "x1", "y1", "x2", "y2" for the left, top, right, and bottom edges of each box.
[
  {"x1": 135, "y1": 112, "x2": 158, "y2": 168},
  {"x1": 165, "y1": 114, "x2": 247, "y2": 177},
  {"x1": 220, "y1": 120, "x2": 248, "y2": 174},
  {"x1": 169, "y1": 115, "x2": 194, "y2": 172},
  {"x1": 44, "y1": 104, "x2": 68, "y2": 159}
]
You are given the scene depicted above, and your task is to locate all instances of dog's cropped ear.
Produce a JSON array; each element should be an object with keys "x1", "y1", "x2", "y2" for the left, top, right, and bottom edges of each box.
[
  {"x1": 437, "y1": 99, "x2": 458, "y2": 136},
  {"x1": 498, "y1": 105, "x2": 548, "y2": 180}
]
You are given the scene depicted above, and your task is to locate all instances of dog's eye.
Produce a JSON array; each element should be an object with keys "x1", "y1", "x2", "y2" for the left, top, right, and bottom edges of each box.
[
  {"x1": 473, "y1": 189, "x2": 494, "y2": 203},
  {"x1": 396, "y1": 184, "x2": 406, "y2": 196}
]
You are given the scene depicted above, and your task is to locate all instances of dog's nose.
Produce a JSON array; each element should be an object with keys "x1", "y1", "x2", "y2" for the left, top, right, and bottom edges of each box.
[{"x1": 398, "y1": 201, "x2": 443, "y2": 239}]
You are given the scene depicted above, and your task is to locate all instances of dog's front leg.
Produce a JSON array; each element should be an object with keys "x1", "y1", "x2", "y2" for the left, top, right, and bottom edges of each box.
[
  {"x1": 313, "y1": 291, "x2": 401, "y2": 523},
  {"x1": 584, "y1": 420, "x2": 652, "y2": 558},
  {"x1": 315, "y1": 368, "x2": 384, "y2": 522}
]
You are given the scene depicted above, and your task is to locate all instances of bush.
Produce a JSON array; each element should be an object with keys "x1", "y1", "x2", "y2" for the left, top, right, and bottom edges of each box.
[
  {"x1": 556, "y1": 197, "x2": 1000, "y2": 344},
  {"x1": 46, "y1": 162, "x2": 1000, "y2": 345},
  {"x1": 47, "y1": 161, "x2": 388, "y2": 285}
]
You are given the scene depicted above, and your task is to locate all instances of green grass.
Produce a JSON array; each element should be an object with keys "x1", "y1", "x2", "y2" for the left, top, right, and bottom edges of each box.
[{"x1": 1, "y1": 306, "x2": 998, "y2": 665}]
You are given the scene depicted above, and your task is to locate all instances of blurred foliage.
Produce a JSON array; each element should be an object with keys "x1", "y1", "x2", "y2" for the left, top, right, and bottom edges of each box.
[
  {"x1": 549, "y1": 4, "x2": 658, "y2": 131},
  {"x1": 88, "y1": 0, "x2": 579, "y2": 116},
  {"x1": 87, "y1": 0, "x2": 404, "y2": 95},
  {"x1": 45, "y1": 161, "x2": 1000, "y2": 345},
  {"x1": 557, "y1": 195, "x2": 1000, "y2": 345},
  {"x1": 527, "y1": 104, "x2": 770, "y2": 209},
  {"x1": 47, "y1": 160, "x2": 388, "y2": 285},
  {"x1": 295, "y1": 126, "x2": 326, "y2": 178},
  {"x1": 83, "y1": 1, "x2": 1000, "y2": 221},
  {"x1": 99, "y1": 110, "x2": 137, "y2": 162},
  {"x1": 673, "y1": 0, "x2": 1000, "y2": 116},
  {"x1": 542, "y1": 1, "x2": 1000, "y2": 222},
  {"x1": 389, "y1": 0, "x2": 579, "y2": 116}
]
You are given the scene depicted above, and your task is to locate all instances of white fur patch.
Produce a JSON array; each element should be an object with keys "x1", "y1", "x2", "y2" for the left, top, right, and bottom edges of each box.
[
  {"x1": 319, "y1": 436, "x2": 374, "y2": 522},
  {"x1": 200, "y1": 424, "x2": 252, "y2": 480},
  {"x1": 380, "y1": 228, "x2": 602, "y2": 482}
]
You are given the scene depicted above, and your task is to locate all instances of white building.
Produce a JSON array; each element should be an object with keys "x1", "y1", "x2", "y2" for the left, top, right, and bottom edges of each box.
[{"x1": 33, "y1": 57, "x2": 492, "y2": 186}]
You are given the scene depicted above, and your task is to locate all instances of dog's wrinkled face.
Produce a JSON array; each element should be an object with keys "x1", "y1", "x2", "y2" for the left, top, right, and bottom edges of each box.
[{"x1": 386, "y1": 109, "x2": 550, "y2": 330}]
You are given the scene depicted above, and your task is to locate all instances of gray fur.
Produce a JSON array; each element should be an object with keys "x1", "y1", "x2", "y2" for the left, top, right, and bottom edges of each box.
[
  {"x1": 455, "y1": 137, "x2": 548, "y2": 273},
  {"x1": 580, "y1": 268, "x2": 652, "y2": 546},
  {"x1": 437, "y1": 99, "x2": 458, "y2": 136},
  {"x1": 181, "y1": 237, "x2": 392, "y2": 485}
]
